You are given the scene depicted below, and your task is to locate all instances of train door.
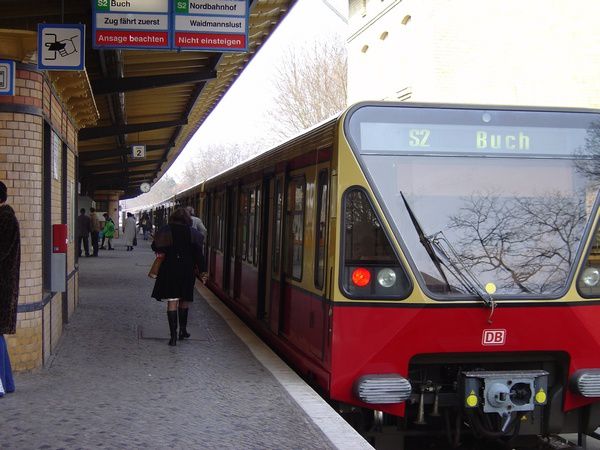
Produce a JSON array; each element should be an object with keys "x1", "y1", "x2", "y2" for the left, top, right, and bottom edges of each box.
[
  {"x1": 222, "y1": 185, "x2": 234, "y2": 295},
  {"x1": 313, "y1": 167, "x2": 330, "y2": 361},
  {"x1": 269, "y1": 174, "x2": 285, "y2": 333},
  {"x1": 257, "y1": 176, "x2": 272, "y2": 324},
  {"x1": 278, "y1": 172, "x2": 308, "y2": 341},
  {"x1": 232, "y1": 185, "x2": 242, "y2": 301}
]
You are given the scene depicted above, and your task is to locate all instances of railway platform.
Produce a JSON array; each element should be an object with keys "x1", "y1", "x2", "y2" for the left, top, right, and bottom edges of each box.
[{"x1": 0, "y1": 238, "x2": 371, "y2": 449}]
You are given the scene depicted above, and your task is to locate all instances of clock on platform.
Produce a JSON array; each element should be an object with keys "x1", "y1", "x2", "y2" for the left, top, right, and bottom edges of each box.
[{"x1": 140, "y1": 182, "x2": 151, "y2": 193}]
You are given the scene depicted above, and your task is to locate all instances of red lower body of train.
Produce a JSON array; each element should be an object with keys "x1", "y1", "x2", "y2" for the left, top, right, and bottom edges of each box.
[{"x1": 207, "y1": 253, "x2": 600, "y2": 437}]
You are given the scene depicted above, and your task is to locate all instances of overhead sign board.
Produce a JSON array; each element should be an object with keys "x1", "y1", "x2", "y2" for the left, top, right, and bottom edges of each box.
[
  {"x1": 96, "y1": 0, "x2": 169, "y2": 12},
  {"x1": 37, "y1": 24, "x2": 85, "y2": 71},
  {"x1": 173, "y1": 0, "x2": 248, "y2": 51},
  {"x1": 91, "y1": 0, "x2": 249, "y2": 52},
  {"x1": 0, "y1": 60, "x2": 15, "y2": 96},
  {"x1": 93, "y1": 0, "x2": 171, "y2": 50}
]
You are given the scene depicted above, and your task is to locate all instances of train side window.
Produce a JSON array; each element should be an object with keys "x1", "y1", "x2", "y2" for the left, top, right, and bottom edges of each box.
[
  {"x1": 315, "y1": 169, "x2": 329, "y2": 289},
  {"x1": 341, "y1": 188, "x2": 411, "y2": 299},
  {"x1": 273, "y1": 178, "x2": 283, "y2": 274},
  {"x1": 285, "y1": 176, "x2": 306, "y2": 281}
]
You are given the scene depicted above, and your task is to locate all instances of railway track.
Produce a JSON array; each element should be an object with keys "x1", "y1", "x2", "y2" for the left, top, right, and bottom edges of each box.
[{"x1": 354, "y1": 423, "x2": 599, "y2": 449}]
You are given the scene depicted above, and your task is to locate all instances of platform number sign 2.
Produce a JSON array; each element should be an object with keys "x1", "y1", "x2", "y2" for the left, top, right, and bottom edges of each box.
[{"x1": 132, "y1": 145, "x2": 146, "y2": 159}]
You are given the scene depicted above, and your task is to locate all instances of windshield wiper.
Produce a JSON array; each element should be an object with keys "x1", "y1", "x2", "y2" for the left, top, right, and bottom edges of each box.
[
  {"x1": 399, "y1": 192, "x2": 497, "y2": 318},
  {"x1": 400, "y1": 192, "x2": 453, "y2": 290},
  {"x1": 428, "y1": 231, "x2": 495, "y2": 307}
]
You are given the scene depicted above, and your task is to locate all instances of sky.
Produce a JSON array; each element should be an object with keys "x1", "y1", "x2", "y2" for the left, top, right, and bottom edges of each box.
[
  {"x1": 123, "y1": 0, "x2": 347, "y2": 209},
  {"x1": 162, "y1": 0, "x2": 347, "y2": 180}
]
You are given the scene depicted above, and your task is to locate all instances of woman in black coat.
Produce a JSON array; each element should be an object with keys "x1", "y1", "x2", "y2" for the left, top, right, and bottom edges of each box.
[{"x1": 151, "y1": 207, "x2": 205, "y2": 346}]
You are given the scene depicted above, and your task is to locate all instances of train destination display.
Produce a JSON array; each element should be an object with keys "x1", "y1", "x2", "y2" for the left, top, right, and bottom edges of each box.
[{"x1": 359, "y1": 123, "x2": 590, "y2": 156}]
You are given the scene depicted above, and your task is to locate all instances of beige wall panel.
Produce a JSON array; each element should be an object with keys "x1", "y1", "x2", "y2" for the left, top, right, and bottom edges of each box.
[
  {"x1": 42, "y1": 304, "x2": 51, "y2": 365},
  {"x1": 68, "y1": 277, "x2": 76, "y2": 318},
  {"x1": 50, "y1": 293, "x2": 63, "y2": 352},
  {"x1": 348, "y1": 0, "x2": 600, "y2": 108}
]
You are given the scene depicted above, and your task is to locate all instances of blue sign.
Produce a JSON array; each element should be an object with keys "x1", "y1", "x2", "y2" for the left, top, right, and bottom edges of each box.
[
  {"x1": 0, "y1": 60, "x2": 15, "y2": 96},
  {"x1": 38, "y1": 24, "x2": 85, "y2": 71}
]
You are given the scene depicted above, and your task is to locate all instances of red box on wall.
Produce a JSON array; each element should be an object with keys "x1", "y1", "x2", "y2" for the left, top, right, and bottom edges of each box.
[{"x1": 52, "y1": 224, "x2": 68, "y2": 253}]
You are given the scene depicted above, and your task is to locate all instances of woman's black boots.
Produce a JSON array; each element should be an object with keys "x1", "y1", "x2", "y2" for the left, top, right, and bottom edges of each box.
[
  {"x1": 167, "y1": 310, "x2": 178, "y2": 346},
  {"x1": 178, "y1": 308, "x2": 191, "y2": 340}
]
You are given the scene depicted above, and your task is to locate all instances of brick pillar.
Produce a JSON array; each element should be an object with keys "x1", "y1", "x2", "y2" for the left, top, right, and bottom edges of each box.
[
  {"x1": 0, "y1": 63, "x2": 81, "y2": 371},
  {"x1": 0, "y1": 65, "x2": 44, "y2": 370}
]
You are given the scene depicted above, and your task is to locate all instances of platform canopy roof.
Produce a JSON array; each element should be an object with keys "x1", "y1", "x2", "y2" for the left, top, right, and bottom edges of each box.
[{"x1": 0, "y1": 0, "x2": 295, "y2": 198}]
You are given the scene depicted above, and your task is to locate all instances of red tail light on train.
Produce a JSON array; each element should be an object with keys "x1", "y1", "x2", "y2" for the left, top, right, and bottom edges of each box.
[{"x1": 351, "y1": 268, "x2": 371, "y2": 287}]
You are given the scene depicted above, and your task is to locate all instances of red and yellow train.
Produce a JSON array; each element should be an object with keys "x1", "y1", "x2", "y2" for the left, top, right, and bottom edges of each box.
[{"x1": 150, "y1": 102, "x2": 600, "y2": 446}]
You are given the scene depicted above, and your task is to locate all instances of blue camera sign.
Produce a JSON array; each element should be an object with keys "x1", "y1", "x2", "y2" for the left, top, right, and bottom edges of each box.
[{"x1": 38, "y1": 24, "x2": 86, "y2": 71}]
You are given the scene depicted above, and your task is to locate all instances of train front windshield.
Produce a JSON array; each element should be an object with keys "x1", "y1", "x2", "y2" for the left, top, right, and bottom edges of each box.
[{"x1": 345, "y1": 104, "x2": 600, "y2": 299}]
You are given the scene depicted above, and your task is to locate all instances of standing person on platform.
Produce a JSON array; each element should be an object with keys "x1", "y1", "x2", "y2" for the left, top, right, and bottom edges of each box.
[
  {"x1": 101, "y1": 213, "x2": 115, "y2": 250},
  {"x1": 0, "y1": 181, "x2": 19, "y2": 397},
  {"x1": 89, "y1": 207, "x2": 100, "y2": 257},
  {"x1": 77, "y1": 208, "x2": 91, "y2": 257},
  {"x1": 186, "y1": 206, "x2": 208, "y2": 281},
  {"x1": 140, "y1": 213, "x2": 151, "y2": 240},
  {"x1": 151, "y1": 208, "x2": 205, "y2": 346},
  {"x1": 185, "y1": 206, "x2": 207, "y2": 239},
  {"x1": 124, "y1": 212, "x2": 137, "y2": 251}
]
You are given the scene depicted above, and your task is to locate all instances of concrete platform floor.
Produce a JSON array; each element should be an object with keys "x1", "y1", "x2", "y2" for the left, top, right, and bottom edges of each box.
[{"x1": 0, "y1": 237, "x2": 371, "y2": 449}]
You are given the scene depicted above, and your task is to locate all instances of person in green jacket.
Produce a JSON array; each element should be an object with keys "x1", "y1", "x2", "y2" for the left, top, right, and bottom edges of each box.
[{"x1": 100, "y1": 213, "x2": 115, "y2": 250}]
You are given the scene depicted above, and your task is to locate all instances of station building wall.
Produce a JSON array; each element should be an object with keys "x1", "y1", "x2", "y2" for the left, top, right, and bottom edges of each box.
[
  {"x1": 0, "y1": 64, "x2": 79, "y2": 371},
  {"x1": 347, "y1": 0, "x2": 600, "y2": 108}
]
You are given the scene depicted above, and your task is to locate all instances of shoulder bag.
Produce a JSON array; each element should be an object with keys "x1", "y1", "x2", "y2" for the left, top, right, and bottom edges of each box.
[{"x1": 148, "y1": 253, "x2": 165, "y2": 279}]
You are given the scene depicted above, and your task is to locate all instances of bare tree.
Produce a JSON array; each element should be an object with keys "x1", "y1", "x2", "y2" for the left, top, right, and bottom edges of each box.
[
  {"x1": 448, "y1": 192, "x2": 587, "y2": 294},
  {"x1": 575, "y1": 121, "x2": 600, "y2": 185},
  {"x1": 267, "y1": 37, "x2": 347, "y2": 140},
  {"x1": 124, "y1": 140, "x2": 267, "y2": 210},
  {"x1": 178, "y1": 141, "x2": 266, "y2": 190}
]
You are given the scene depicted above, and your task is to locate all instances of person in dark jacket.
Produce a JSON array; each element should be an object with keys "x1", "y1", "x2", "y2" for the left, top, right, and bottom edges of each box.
[
  {"x1": 89, "y1": 207, "x2": 101, "y2": 257},
  {"x1": 77, "y1": 208, "x2": 91, "y2": 257},
  {"x1": 151, "y1": 207, "x2": 205, "y2": 346},
  {"x1": 0, "y1": 181, "x2": 19, "y2": 395}
]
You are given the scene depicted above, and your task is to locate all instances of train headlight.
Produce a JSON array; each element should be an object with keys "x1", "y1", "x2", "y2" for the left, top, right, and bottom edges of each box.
[
  {"x1": 582, "y1": 267, "x2": 600, "y2": 287},
  {"x1": 377, "y1": 268, "x2": 396, "y2": 288},
  {"x1": 354, "y1": 374, "x2": 412, "y2": 404},
  {"x1": 571, "y1": 369, "x2": 600, "y2": 397}
]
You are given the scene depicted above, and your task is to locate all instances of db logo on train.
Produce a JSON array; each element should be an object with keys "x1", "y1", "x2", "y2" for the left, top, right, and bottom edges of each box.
[{"x1": 482, "y1": 329, "x2": 507, "y2": 346}]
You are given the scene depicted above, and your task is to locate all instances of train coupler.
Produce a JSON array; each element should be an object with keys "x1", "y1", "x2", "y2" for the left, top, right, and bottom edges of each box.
[{"x1": 462, "y1": 370, "x2": 549, "y2": 418}]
